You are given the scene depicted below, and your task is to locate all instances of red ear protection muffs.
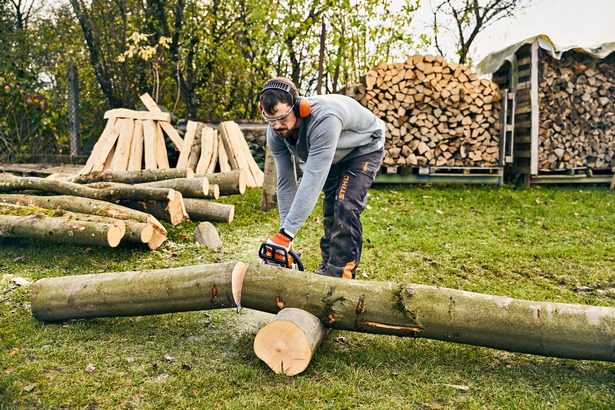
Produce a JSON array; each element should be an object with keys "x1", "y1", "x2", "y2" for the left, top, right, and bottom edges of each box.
[{"x1": 260, "y1": 80, "x2": 311, "y2": 118}]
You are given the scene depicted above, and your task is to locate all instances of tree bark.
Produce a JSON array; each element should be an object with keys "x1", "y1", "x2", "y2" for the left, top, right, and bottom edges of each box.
[
  {"x1": 30, "y1": 262, "x2": 615, "y2": 362},
  {"x1": 0, "y1": 213, "x2": 124, "y2": 247},
  {"x1": 194, "y1": 170, "x2": 246, "y2": 196},
  {"x1": 138, "y1": 177, "x2": 209, "y2": 198},
  {"x1": 254, "y1": 307, "x2": 329, "y2": 375},
  {"x1": 0, "y1": 194, "x2": 166, "y2": 250},
  {"x1": 259, "y1": 147, "x2": 277, "y2": 211},
  {"x1": 183, "y1": 198, "x2": 234, "y2": 223},
  {"x1": 31, "y1": 262, "x2": 246, "y2": 321},
  {"x1": 69, "y1": 168, "x2": 194, "y2": 184}
]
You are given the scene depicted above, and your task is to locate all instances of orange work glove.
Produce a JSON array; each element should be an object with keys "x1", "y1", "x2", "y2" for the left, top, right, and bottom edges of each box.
[{"x1": 263, "y1": 230, "x2": 294, "y2": 268}]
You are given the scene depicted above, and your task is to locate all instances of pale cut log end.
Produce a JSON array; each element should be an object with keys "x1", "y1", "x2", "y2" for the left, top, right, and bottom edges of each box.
[
  {"x1": 254, "y1": 319, "x2": 312, "y2": 376},
  {"x1": 210, "y1": 184, "x2": 220, "y2": 199},
  {"x1": 107, "y1": 224, "x2": 124, "y2": 248},
  {"x1": 227, "y1": 205, "x2": 234, "y2": 224},
  {"x1": 140, "y1": 223, "x2": 154, "y2": 243},
  {"x1": 232, "y1": 261, "x2": 247, "y2": 313}
]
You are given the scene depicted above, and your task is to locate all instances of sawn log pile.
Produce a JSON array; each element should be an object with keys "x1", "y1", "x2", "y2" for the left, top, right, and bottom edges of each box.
[
  {"x1": 344, "y1": 54, "x2": 502, "y2": 168},
  {"x1": 538, "y1": 51, "x2": 615, "y2": 170}
]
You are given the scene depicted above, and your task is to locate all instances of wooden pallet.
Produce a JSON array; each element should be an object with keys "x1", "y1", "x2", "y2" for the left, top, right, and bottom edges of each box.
[{"x1": 375, "y1": 166, "x2": 504, "y2": 186}]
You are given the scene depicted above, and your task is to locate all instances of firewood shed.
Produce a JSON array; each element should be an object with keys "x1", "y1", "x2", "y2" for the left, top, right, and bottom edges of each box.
[{"x1": 477, "y1": 34, "x2": 615, "y2": 185}]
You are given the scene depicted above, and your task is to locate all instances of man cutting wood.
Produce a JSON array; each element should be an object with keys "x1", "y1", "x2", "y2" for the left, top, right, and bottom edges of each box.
[{"x1": 258, "y1": 77, "x2": 385, "y2": 279}]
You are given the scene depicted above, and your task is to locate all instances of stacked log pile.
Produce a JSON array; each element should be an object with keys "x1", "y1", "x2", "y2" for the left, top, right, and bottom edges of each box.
[
  {"x1": 538, "y1": 51, "x2": 615, "y2": 170},
  {"x1": 346, "y1": 55, "x2": 502, "y2": 168},
  {"x1": 0, "y1": 169, "x2": 245, "y2": 249},
  {"x1": 80, "y1": 93, "x2": 264, "y2": 187}
]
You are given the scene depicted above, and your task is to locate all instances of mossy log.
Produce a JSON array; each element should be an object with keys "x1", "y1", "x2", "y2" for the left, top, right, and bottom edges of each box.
[
  {"x1": 138, "y1": 177, "x2": 210, "y2": 198},
  {"x1": 30, "y1": 262, "x2": 615, "y2": 362},
  {"x1": 183, "y1": 198, "x2": 234, "y2": 223},
  {"x1": 68, "y1": 168, "x2": 194, "y2": 184},
  {"x1": 0, "y1": 213, "x2": 124, "y2": 247},
  {"x1": 0, "y1": 194, "x2": 166, "y2": 249},
  {"x1": 194, "y1": 170, "x2": 246, "y2": 196}
]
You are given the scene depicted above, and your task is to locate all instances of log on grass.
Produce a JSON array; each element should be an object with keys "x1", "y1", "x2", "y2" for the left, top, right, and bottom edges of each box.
[
  {"x1": 254, "y1": 307, "x2": 329, "y2": 376},
  {"x1": 194, "y1": 170, "x2": 246, "y2": 196},
  {"x1": 0, "y1": 194, "x2": 167, "y2": 249},
  {"x1": 31, "y1": 262, "x2": 246, "y2": 321},
  {"x1": 0, "y1": 213, "x2": 124, "y2": 247},
  {"x1": 30, "y1": 262, "x2": 615, "y2": 362},
  {"x1": 183, "y1": 198, "x2": 234, "y2": 223},
  {"x1": 69, "y1": 168, "x2": 194, "y2": 184},
  {"x1": 120, "y1": 191, "x2": 189, "y2": 226},
  {"x1": 138, "y1": 177, "x2": 210, "y2": 198}
]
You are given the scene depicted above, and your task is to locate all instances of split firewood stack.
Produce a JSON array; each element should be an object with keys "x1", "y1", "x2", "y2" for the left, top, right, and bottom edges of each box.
[
  {"x1": 538, "y1": 51, "x2": 615, "y2": 171},
  {"x1": 344, "y1": 54, "x2": 502, "y2": 168}
]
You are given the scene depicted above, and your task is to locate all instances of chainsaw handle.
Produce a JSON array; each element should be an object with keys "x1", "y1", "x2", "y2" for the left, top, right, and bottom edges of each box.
[
  {"x1": 288, "y1": 249, "x2": 304, "y2": 271},
  {"x1": 258, "y1": 242, "x2": 304, "y2": 271}
]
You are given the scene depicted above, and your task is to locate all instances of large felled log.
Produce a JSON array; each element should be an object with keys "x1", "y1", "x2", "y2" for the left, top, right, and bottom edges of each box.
[
  {"x1": 69, "y1": 168, "x2": 194, "y2": 184},
  {"x1": 0, "y1": 194, "x2": 167, "y2": 249},
  {"x1": 183, "y1": 198, "x2": 234, "y2": 223},
  {"x1": 0, "y1": 213, "x2": 124, "y2": 247},
  {"x1": 31, "y1": 262, "x2": 615, "y2": 362},
  {"x1": 254, "y1": 308, "x2": 329, "y2": 376},
  {"x1": 31, "y1": 262, "x2": 246, "y2": 320}
]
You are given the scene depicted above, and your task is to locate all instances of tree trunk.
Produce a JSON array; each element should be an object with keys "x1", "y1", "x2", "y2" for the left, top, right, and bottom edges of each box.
[
  {"x1": 0, "y1": 194, "x2": 166, "y2": 250},
  {"x1": 0, "y1": 213, "x2": 124, "y2": 247},
  {"x1": 259, "y1": 147, "x2": 277, "y2": 211},
  {"x1": 69, "y1": 168, "x2": 194, "y2": 184},
  {"x1": 254, "y1": 307, "x2": 329, "y2": 376},
  {"x1": 194, "y1": 170, "x2": 246, "y2": 196},
  {"x1": 30, "y1": 262, "x2": 615, "y2": 362},
  {"x1": 182, "y1": 198, "x2": 234, "y2": 223},
  {"x1": 31, "y1": 262, "x2": 246, "y2": 321},
  {"x1": 138, "y1": 177, "x2": 209, "y2": 198}
]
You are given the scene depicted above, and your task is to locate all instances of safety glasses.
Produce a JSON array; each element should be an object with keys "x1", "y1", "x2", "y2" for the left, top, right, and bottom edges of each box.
[{"x1": 261, "y1": 105, "x2": 294, "y2": 125}]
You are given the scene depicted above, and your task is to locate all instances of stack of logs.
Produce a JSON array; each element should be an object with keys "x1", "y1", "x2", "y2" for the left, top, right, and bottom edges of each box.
[
  {"x1": 345, "y1": 54, "x2": 502, "y2": 168},
  {"x1": 0, "y1": 168, "x2": 245, "y2": 250},
  {"x1": 538, "y1": 51, "x2": 615, "y2": 170},
  {"x1": 80, "y1": 93, "x2": 264, "y2": 187}
]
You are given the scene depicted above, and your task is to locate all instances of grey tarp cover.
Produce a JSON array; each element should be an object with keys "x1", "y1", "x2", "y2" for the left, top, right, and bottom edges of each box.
[{"x1": 476, "y1": 33, "x2": 615, "y2": 76}]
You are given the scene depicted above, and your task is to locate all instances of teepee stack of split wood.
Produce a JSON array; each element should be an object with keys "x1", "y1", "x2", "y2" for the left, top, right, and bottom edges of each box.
[{"x1": 79, "y1": 93, "x2": 263, "y2": 188}]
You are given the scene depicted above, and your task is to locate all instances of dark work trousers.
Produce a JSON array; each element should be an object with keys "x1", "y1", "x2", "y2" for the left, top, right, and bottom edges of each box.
[{"x1": 319, "y1": 147, "x2": 384, "y2": 279}]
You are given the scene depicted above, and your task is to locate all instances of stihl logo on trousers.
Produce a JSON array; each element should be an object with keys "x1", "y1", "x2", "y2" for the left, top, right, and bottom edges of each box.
[{"x1": 338, "y1": 174, "x2": 350, "y2": 200}]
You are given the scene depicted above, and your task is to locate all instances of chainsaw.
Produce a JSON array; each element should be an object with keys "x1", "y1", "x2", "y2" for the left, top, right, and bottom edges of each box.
[{"x1": 258, "y1": 242, "x2": 304, "y2": 271}]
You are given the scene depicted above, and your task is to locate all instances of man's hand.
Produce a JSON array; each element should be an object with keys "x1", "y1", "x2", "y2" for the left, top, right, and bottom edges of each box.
[{"x1": 261, "y1": 230, "x2": 294, "y2": 268}]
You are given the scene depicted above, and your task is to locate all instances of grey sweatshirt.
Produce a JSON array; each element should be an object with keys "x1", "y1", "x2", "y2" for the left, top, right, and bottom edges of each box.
[{"x1": 267, "y1": 94, "x2": 385, "y2": 237}]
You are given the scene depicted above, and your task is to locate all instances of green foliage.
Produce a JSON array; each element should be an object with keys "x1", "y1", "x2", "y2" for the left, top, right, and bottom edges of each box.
[{"x1": 1, "y1": 185, "x2": 614, "y2": 408}]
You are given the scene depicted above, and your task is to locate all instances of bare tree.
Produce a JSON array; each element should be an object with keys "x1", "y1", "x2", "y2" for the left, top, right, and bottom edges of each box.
[{"x1": 431, "y1": 0, "x2": 527, "y2": 65}]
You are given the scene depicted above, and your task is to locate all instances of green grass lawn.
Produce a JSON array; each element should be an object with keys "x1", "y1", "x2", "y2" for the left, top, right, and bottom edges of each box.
[{"x1": 1, "y1": 184, "x2": 614, "y2": 409}]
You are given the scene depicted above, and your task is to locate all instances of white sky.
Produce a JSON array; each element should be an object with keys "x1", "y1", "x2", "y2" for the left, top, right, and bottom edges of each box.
[{"x1": 409, "y1": 0, "x2": 615, "y2": 64}]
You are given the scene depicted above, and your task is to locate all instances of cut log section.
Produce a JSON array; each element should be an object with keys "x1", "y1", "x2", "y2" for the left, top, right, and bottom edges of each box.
[
  {"x1": 0, "y1": 193, "x2": 167, "y2": 250},
  {"x1": 30, "y1": 262, "x2": 615, "y2": 363},
  {"x1": 30, "y1": 262, "x2": 247, "y2": 321},
  {"x1": 138, "y1": 177, "x2": 210, "y2": 199},
  {"x1": 0, "y1": 213, "x2": 124, "y2": 247},
  {"x1": 254, "y1": 308, "x2": 329, "y2": 376},
  {"x1": 69, "y1": 168, "x2": 194, "y2": 184},
  {"x1": 195, "y1": 170, "x2": 246, "y2": 196},
  {"x1": 183, "y1": 198, "x2": 234, "y2": 223}
]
